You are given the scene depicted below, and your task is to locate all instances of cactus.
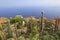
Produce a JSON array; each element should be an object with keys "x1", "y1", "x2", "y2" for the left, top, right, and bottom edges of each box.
[
  {"x1": 39, "y1": 11, "x2": 45, "y2": 40},
  {"x1": 41, "y1": 11, "x2": 44, "y2": 32}
]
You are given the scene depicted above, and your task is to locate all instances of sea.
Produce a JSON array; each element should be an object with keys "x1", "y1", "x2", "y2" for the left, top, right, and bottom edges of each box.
[{"x1": 0, "y1": 6, "x2": 60, "y2": 19}]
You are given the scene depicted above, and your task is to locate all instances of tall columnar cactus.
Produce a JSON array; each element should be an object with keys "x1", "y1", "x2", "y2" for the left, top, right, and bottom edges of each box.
[
  {"x1": 40, "y1": 11, "x2": 44, "y2": 40},
  {"x1": 41, "y1": 11, "x2": 44, "y2": 32}
]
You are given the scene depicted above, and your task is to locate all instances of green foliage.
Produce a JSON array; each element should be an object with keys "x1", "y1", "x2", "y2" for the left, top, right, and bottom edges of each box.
[
  {"x1": 0, "y1": 16, "x2": 60, "y2": 40},
  {"x1": 57, "y1": 29, "x2": 60, "y2": 34},
  {"x1": 32, "y1": 26, "x2": 38, "y2": 33},
  {"x1": 32, "y1": 34, "x2": 39, "y2": 40},
  {"x1": 45, "y1": 22, "x2": 53, "y2": 28},
  {"x1": 56, "y1": 29, "x2": 60, "y2": 38},
  {"x1": 15, "y1": 17, "x2": 24, "y2": 22},
  {"x1": 18, "y1": 35, "x2": 25, "y2": 40},
  {"x1": 43, "y1": 34, "x2": 51, "y2": 40},
  {"x1": 10, "y1": 17, "x2": 24, "y2": 24},
  {"x1": 10, "y1": 18, "x2": 15, "y2": 24}
]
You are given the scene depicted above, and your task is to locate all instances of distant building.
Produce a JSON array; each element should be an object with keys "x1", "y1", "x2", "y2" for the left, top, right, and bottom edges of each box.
[
  {"x1": 24, "y1": 17, "x2": 30, "y2": 22},
  {"x1": 42, "y1": 17, "x2": 49, "y2": 22},
  {"x1": 0, "y1": 17, "x2": 8, "y2": 23},
  {"x1": 24, "y1": 16, "x2": 36, "y2": 22},
  {"x1": 50, "y1": 18, "x2": 60, "y2": 29},
  {"x1": 50, "y1": 19, "x2": 56, "y2": 24},
  {"x1": 15, "y1": 15, "x2": 23, "y2": 18},
  {"x1": 36, "y1": 18, "x2": 40, "y2": 22},
  {"x1": 38, "y1": 17, "x2": 48, "y2": 22},
  {"x1": 29, "y1": 16, "x2": 36, "y2": 20},
  {"x1": 55, "y1": 18, "x2": 60, "y2": 29}
]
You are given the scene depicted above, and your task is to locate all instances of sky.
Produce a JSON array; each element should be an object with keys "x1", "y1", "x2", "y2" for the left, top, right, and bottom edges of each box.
[{"x1": 0, "y1": 0, "x2": 60, "y2": 8}]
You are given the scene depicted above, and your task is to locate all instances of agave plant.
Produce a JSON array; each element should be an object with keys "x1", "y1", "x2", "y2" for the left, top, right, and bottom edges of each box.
[{"x1": 0, "y1": 31, "x2": 7, "y2": 40}]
